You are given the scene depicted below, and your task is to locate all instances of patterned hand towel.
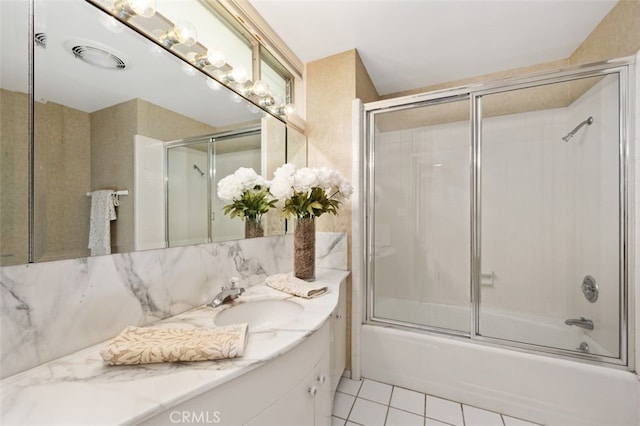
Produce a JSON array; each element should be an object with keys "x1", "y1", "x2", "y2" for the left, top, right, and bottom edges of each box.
[
  {"x1": 101, "y1": 323, "x2": 248, "y2": 366},
  {"x1": 265, "y1": 274, "x2": 328, "y2": 298}
]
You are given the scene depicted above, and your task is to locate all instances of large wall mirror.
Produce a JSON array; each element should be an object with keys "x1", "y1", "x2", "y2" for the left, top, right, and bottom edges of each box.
[{"x1": 0, "y1": 0, "x2": 306, "y2": 266}]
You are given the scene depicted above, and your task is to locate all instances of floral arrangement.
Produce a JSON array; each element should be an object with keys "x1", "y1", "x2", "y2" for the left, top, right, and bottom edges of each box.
[
  {"x1": 269, "y1": 163, "x2": 353, "y2": 219},
  {"x1": 217, "y1": 167, "x2": 276, "y2": 222}
]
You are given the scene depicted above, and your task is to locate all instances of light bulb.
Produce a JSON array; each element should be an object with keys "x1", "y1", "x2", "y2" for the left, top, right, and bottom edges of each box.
[
  {"x1": 160, "y1": 20, "x2": 197, "y2": 48},
  {"x1": 230, "y1": 66, "x2": 249, "y2": 84},
  {"x1": 206, "y1": 78, "x2": 222, "y2": 91},
  {"x1": 284, "y1": 103, "x2": 295, "y2": 115},
  {"x1": 174, "y1": 20, "x2": 197, "y2": 46},
  {"x1": 182, "y1": 63, "x2": 196, "y2": 76},
  {"x1": 194, "y1": 48, "x2": 225, "y2": 69},
  {"x1": 229, "y1": 92, "x2": 243, "y2": 103},
  {"x1": 252, "y1": 80, "x2": 269, "y2": 97},
  {"x1": 128, "y1": 0, "x2": 156, "y2": 17},
  {"x1": 99, "y1": 14, "x2": 124, "y2": 33},
  {"x1": 114, "y1": 0, "x2": 156, "y2": 19},
  {"x1": 208, "y1": 48, "x2": 225, "y2": 68}
]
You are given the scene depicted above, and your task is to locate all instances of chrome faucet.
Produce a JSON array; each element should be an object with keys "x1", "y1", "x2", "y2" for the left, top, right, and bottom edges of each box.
[
  {"x1": 209, "y1": 277, "x2": 245, "y2": 308},
  {"x1": 564, "y1": 317, "x2": 594, "y2": 330}
]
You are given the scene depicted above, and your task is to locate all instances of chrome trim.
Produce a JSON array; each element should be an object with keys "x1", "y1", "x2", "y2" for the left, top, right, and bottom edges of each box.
[
  {"x1": 471, "y1": 93, "x2": 481, "y2": 337},
  {"x1": 365, "y1": 107, "x2": 376, "y2": 322},
  {"x1": 618, "y1": 65, "x2": 629, "y2": 367},
  {"x1": 207, "y1": 137, "x2": 213, "y2": 244},
  {"x1": 28, "y1": 0, "x2": 35, "y2": 263}
]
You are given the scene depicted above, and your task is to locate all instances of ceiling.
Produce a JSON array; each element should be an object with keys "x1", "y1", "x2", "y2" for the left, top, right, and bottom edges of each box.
[{"x1": 247, "y1": 0, "x2": 618, "y2": 96}]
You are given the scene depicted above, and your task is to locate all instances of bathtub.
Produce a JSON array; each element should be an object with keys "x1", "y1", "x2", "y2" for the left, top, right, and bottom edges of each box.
[
  {"x1": 361, "y1": 298, "x2": 639, "y2": 426},
  {"x1": 374, "y1": 296, "x2": 612, "y2": 356}
]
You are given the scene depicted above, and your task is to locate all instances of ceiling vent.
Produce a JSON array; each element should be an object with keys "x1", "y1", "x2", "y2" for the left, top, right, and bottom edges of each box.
[
  {"x1": 35, "y1": 32, "x2": 47, "y2": 48},
  {"x1": 64, "y1": 39, "x2": 129, "y2": 71}
]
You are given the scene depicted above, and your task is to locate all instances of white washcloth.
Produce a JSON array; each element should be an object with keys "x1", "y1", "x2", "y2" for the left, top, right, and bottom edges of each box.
[
  {"x1": 88, "y1": 190, "x2": 118, "y2": 256},
  {"x1": 100, "y1": 323, "x2": 248, "y2": 365},
  {"x1": 265, "y1": 274, "x2": 328, "y2": 298}
]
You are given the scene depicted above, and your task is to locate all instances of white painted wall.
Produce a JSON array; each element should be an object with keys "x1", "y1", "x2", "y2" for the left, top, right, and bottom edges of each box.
[
  {"x1": 134, "y1": 135, "x2": 166, "y2": 251},
  {"x1": 212, "y1": 148, "x2": 261, "y2": 242},
  {"x1": 167, "y1": 146, "x2": 209, "y2": 246}
]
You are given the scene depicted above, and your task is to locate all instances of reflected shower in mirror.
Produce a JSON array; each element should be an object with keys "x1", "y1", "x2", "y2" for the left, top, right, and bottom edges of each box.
[{"x1": 0, "y1": 0, "x2": 290, "y2": 266}]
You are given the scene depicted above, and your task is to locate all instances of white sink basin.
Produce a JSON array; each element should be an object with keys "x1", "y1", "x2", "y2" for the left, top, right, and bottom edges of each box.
[{"x1": 214, "y1": 299, "x2": 303, "y2": 329}]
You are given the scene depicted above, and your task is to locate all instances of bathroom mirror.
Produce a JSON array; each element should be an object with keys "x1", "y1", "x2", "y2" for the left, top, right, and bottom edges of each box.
[{"x1": 0, "y1": 0, "x2": 290, "y2": 265}]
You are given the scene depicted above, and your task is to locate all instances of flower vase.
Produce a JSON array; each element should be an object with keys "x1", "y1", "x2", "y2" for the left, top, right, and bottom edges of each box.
[
  {"x1": 294, "y1": 216, "x2": 315, "y2": 281},
  {"x1": 245, "y1": 217, "x2": 264, "y2": 239}
]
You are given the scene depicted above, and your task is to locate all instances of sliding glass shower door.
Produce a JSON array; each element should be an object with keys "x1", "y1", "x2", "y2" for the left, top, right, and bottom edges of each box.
[
  {"x1": 476, "y1": 74, "x2": 622, "y2": 358},
  {"x1": 369, "y1": 96, "x2": 471, "y2": 333}
]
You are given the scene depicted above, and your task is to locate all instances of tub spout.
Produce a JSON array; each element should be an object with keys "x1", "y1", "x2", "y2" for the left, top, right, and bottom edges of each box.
[{"x1": 564, "y1": 317, "x2": 594, "y2": 330}]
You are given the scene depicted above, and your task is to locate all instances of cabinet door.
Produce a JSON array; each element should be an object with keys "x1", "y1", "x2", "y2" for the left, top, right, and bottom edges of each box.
[
  {"x1": 330, "y1": 281, "x2": 347, "y2": 394},
  {"x1": 314, "y1": 350, "x2": 332, "y2": 426}
]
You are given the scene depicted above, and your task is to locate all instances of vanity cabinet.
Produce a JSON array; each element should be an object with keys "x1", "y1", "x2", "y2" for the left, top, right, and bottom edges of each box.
[
  {"x1": 140, "y1": 321, "x2": 333, "y2": 426},
  {"x1": 330, "y1": 280, "x2": 347, "y2": 394}
]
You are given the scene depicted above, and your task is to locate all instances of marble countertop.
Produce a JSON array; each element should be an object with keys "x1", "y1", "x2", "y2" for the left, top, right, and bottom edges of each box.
[{"x1": 0, "y1": 269, "x2": 349, "y2": 425}]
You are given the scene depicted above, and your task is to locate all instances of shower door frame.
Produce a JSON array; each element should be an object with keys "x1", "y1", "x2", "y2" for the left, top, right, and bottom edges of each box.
[{"x1": 363, "y1": 57, "x2": 633, "y2": 367}]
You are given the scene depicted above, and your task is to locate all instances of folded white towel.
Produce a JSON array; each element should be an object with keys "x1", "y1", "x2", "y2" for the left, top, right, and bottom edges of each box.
[
  {"x1": 88, "y1": 190, "x2": 117, "y2": 256},
  {"x1": 266, "y1": 273, "x2": 328, "y2": 298},
  {"x1": 101, "y1": 323, "x2": 248, "y2": 365}
]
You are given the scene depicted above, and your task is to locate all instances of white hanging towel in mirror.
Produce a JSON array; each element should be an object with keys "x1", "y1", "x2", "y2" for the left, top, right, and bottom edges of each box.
[{"x1": 88, "y1": 190, "x2": 118, "y2": 256}]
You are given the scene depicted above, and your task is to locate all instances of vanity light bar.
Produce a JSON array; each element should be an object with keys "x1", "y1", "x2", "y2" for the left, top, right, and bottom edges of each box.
[{"x1": 87, "y1": 0, "x2": 293, "y2": 117}]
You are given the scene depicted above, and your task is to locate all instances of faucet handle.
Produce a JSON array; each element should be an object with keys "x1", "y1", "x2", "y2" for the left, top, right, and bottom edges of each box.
[{"x1": 230, "y1": 276, "x2": 241, "y2": 289}]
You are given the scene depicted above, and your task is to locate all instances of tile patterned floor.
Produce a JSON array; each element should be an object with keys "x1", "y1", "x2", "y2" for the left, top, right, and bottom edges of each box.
[{"x1": 332, "y1": 377, "x2": 542, "y2": 426}]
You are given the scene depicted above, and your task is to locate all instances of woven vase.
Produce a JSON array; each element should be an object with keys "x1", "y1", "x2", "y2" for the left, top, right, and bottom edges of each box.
[
  {"x1": 244, "y1": 217, "x2": 264, "y2": 239},
  {"x1": 294, "y1": 216, "x2": 315, "y2": 281}
]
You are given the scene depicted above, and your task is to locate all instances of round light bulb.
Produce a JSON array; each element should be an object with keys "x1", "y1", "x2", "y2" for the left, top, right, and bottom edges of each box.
[
  {"x1": 229, "y1": 92, "x2": 243, "y2": 103},
  {"x1": 182, "y1": 63, "x2": 196, "y2": 76},
  {"x1": 99, "y1": 14, "x2": 124, "y2": 33},
  {"x1": 174, "y1": 20, "x2": 197, "y2": 47},
  {"x1": 207, "y1": 48, "x2": 226, "y2": 68},
  {"x1": 230, "y1": 66, "x2": 249, "y2": 84},
  {"x1": 206, "y1": 78, "x2": 222, "y2": 91},
  {"x1": 127, "y1": 0, "x2": 156, "y2": 17},
  {"x1": 252, "y1": 80, "x2": 269, "y2": 97},
  {"x1": 284, "y1": 103, "x2": 295, "y2": 115}
]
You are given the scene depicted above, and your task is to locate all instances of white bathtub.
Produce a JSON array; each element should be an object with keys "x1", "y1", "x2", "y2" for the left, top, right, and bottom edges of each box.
[
  {"x1": 374, "y1": 297, "x2": 612, "y2": 356},
  {"x1": 361, "y1": 298, "x2": 639, "y2": 426}
]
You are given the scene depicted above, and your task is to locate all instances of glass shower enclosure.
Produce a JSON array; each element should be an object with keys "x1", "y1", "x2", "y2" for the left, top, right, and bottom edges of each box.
[
  {"x1": 165, "y1": 126, "x2": 262, "y2": 247},
  {"x1": 365, "y1": 59, "x2": 631, "y2": 365}
]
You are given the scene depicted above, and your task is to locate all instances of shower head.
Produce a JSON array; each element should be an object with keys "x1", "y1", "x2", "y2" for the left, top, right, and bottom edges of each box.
[
  {"x1": 193, "y1": 164, "x2": 205, "y2": 176},
  {"x1": 562, "y1": 116, "x2": 593, "y2": 142}
]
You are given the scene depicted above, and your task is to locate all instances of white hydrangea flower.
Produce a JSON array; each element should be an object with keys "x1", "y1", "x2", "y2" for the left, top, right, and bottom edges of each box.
[
  {"x1": 254, "y1": 175, "x2": 270, "y2": 188},
  {"x1": 269, "y1": 176, "x2": 294, "y2": 199},
  {"x1": 293, "y1": 167, "x2": 318, "y2": 193},
  {"x1": 339, "y1": 179, "x2": 354, "y2": 198},
  {"x1": 234, "y1": 167, "x2": 260, "y2": 190},
  {"x1": 274, "y1": 163, "x2": 296, "y2": 178},
  {"x1": 313, "y1": 167, "x2": 338, "y2": 190},
  {"x1": 217, "y1": 175, "x2": 244, "y2": 201}
]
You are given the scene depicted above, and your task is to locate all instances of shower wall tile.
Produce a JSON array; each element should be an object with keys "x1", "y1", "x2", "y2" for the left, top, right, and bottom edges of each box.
[{"x1": 0, "y1": 232, "x2": 346, "y2": 378}]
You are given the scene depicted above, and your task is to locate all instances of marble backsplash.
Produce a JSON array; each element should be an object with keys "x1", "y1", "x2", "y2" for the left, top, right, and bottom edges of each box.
[{"x1": 0, "y1": 232, "x2": 347, "y2": 379}]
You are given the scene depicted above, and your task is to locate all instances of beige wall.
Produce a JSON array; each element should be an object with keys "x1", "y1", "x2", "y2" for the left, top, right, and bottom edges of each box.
[
  {"x1": 304, "y1": 0, "x2": 639, "y2": 373},
  {"x1": 91, "y1": 98, "x2": 216, "y2": 254},
  {"x1": 306, "y1": 50, "x2": 379, "y2": 371},
  {"x1": 0, "y1": 90, "x2": 30, "y2": 266},
  {"x1": 2, "y1": 91, "x2": 92, "y2": 264}
]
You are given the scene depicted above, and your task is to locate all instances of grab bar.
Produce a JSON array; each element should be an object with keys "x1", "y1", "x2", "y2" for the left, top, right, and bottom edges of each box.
[{"x1": 564, "y1": 317, "x2": 594, "y2": 330}]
